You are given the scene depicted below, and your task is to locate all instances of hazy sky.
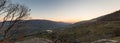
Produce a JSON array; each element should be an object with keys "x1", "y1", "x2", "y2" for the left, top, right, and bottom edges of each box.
[{"x1": 12, "y1": 0, "x2": 120, "y2": 23}]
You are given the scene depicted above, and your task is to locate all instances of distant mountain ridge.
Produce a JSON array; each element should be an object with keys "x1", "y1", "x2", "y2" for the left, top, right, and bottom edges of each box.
[
  {"x1": 25, "y1": 19, "x2": 71, "y2": 30},
  {"x1": 0, "y1": 19, "x2": 71, "y2": 29},
  {"x1": 0, "y1": 19, "x2": 71, "y2": 37}
]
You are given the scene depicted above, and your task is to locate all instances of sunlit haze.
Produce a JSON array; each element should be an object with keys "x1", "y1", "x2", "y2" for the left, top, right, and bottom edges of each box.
[{"x1": 12, "y1": 0, "x2": 120, "y2": 23}]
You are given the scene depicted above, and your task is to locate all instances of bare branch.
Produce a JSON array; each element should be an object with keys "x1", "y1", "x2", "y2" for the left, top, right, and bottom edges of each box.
[{"x1": 0, "y1": 0, "x2": 30, "y2": 43}]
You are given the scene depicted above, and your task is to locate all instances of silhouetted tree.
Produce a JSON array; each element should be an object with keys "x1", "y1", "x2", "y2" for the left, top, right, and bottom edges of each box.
[{"x1": 0, "y1": 0, "x2": 30, "y2": 43}]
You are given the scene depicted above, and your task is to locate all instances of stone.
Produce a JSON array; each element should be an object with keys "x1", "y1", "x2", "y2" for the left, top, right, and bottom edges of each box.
[
  {"x1": 91, "y1": 39, "x2": 119, "y2": 43},
  {"x1": 15, "y1": 38, "x2": 53, "y2": 43}
]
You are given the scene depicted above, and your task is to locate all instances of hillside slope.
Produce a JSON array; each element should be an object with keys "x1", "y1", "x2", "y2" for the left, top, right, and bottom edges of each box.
[{"x1": 52, "y1": 10, "x2": 120, "y2": 42}]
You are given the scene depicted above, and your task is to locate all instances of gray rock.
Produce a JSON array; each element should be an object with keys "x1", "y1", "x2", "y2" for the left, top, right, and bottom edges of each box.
[
  {"x1": 91, "y1": 39, "x2": 119, "y2": 43},
  {"x1": 15, "y1": 38, "x2": 53, "y2": 43}
]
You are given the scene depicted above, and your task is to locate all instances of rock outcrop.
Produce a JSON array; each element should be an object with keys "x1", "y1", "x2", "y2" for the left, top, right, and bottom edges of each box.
[
  {"x1": 91, "y1": 39, "x2": 119, "y2": 43},
  {"x1": 15, "y1": 38, "x2": 53, "y2": 43}
]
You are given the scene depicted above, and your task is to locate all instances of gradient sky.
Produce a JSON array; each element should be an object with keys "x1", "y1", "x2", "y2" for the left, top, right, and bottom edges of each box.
[{"x1": 12, "y1": 0, "x2": 120, "y2": 23}]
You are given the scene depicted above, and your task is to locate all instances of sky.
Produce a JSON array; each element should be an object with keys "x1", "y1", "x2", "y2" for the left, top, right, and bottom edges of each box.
[{"x1": 12, "y1": 0, "x2": 120, "y2": 23}]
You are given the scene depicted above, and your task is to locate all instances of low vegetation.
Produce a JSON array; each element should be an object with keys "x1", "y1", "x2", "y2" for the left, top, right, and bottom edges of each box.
[{"x1": 28, "y1": 10, "x2": 120, "y2": 43}]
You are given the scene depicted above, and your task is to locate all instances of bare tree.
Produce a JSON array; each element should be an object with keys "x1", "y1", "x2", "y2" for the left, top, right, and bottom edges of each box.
[{"x1": 0, "y1": 0, "x2": 30, "y2": 43}]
